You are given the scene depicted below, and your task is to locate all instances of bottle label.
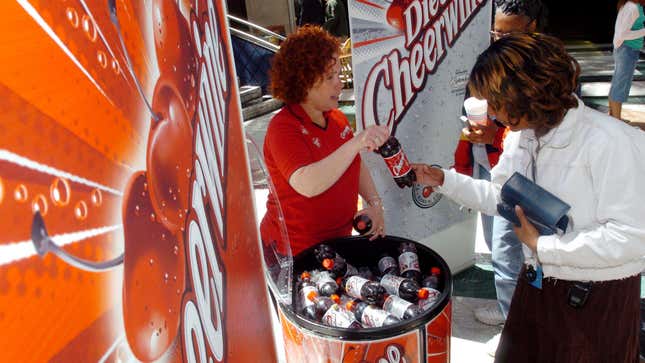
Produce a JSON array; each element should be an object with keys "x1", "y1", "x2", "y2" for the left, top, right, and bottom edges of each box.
[
  {"x1": 378, "y1": 256, "x2": 397, "y2": 274},
  {"x1": 299, "y1": 285, "x2": 317, "y2": 308},
  {"x1": 382, "y1": 149, "x2": 412, "y2": 178},
  {"x1": 398, "y1": 252, "x2": 420, "y2": 274},
  {"x1": 418, "y1": 287, "x2": 441, "y2": 311},
  {"x1": 380, "y1": 274, "x2": 404, "y2": 296},
  {"x1": 315, "y1": 271, "x2": 337, "y2": 291},
  {"x1": 345, "y1": 276, "x2": 368, "y2": 300},
  {"x1": 383, "y1": 295, "x2": 413, "y2": 319},
  {"x1": 322, "y1": 305, "x2": 356, "y2": 328},
  {"x1": 361, "y1": 305, "x2": 389, "y2": 328}
]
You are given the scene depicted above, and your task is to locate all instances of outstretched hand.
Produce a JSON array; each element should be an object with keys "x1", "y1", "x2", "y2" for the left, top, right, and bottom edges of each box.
[
  {"x1": 410, "y1": 163, "x2": 444, "y2": 187},
  {"x1": 513, "y1": 205, "x2": 539, "y2": 252},
  {"x1": 355, "y1": 204, "x2": 385, "y2": 241}
]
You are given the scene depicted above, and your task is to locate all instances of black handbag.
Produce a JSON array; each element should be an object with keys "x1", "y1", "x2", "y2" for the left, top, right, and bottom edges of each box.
[{"x1": 496, "y1": 172, "x2": 570, "y2": 235}]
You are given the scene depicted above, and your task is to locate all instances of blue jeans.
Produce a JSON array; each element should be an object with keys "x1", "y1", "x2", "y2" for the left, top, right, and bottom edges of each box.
[
  {"x1": 609, "y1": 44, "x2": 641, "y2": 103},
  {"x1": 477, "y1": 165, "x2": 493, "y2": 249},
  {"x1": 491, "y1": 216, "x2": 524, "y2": 318}
]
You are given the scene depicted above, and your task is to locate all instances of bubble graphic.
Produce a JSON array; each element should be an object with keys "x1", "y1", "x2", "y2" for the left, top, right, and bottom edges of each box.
[
  {"x1": 14, "y1": 184, "x2": 28, "y2": 203},
  {"x1": 97, "y1": 51, "x2": 107, "y2": 68},
  {"x1": 90, "y1": 189, "x2": 102, "y2": 207},
  {"x1": 50, "y1": 177, "x2": 71, "y2": 207},
  {"x1": 81, "y1": 14, "x2": 97, "y2": 42},
  {"x1": 74, "y1": 200, "x2": 88, "y2": 220},
  {"x1": 32, "y1": 194, "x2": 48, "y2": 216},
  {"x1": 65, "y1": 7, "x2": 79, "y2": 28}
]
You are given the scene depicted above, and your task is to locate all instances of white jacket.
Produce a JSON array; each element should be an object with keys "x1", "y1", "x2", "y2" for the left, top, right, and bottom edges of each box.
[{"x1": 437, "y1": 98, "x2": 645, "y2": 282}]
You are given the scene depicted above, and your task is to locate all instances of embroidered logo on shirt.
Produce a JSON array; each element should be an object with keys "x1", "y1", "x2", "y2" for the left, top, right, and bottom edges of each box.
[
  {"x1": 312, "y1": 137, "x2": 321, "y2": 148},
  {"x1": 301, "y1": 126, "x2": 309, "y2": 135},
  {"x1": 340, "y1": 125, "x2": 352, "y2": 139}
]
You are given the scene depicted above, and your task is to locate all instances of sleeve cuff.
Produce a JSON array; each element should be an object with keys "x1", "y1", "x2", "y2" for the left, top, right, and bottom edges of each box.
[
  {"x1": 536, "y1": 234, "x2": 558, "y2": 265},
  {"x1": 435, "y1": 168, "x2": 458, "y2": 195}
]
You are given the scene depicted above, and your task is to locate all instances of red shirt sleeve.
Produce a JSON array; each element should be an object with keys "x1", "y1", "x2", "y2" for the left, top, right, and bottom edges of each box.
[
  {"x1": 264, "y1": 115, "x2": 315, "y2": 182},
  {"x1": 452, "y1": 133, "x2": 474, "y2": 176}
]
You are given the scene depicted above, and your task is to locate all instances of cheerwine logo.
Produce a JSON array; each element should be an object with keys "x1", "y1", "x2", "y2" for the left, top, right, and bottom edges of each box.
[
  {"x1": 362, "y1": 0, "x2": 487, "y2": 132},
  {"x1": 181, "y1": 1, "x2": 228, "y2": 362}
]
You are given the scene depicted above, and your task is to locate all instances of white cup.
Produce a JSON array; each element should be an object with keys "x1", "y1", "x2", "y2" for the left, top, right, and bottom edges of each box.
[{"x1": 463, "y1": 97, "x2": 488, "y2": 125}]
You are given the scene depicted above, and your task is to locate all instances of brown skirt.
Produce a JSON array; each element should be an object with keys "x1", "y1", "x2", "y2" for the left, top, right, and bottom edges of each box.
[{"x1": 495, "y1": 266, "x2": 641, "y2": 363}]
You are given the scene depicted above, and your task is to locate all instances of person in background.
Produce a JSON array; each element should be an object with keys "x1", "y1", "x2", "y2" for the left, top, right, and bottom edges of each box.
[
  {"x1": 609, "y1": 0, "x2": 645, "y2": 121},
  {"x1": 298, "y1": 0, "x2": 325, "y2": 27},
  {"x1": 261, "y1": 26, "x2": 389, "y2": 258},
  {"x1": 453, "y1": 0, "x2": 549, "y2": 346},
  {"x1": 414, "y1": 32, "x2": 645, "y2": 363},
  {"x1": 323, "y1": 0, "x2": 349, "y2": 40}
]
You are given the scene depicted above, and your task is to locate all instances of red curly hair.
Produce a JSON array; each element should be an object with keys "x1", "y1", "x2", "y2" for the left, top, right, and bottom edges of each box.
[{"x1": 270, "y1": 25, "x2": 340, "y2": 104}]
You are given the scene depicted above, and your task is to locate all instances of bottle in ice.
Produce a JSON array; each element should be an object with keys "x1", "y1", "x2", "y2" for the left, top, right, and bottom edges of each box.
[
  {"x1": 313, "y1": 244, "x2": 357, "y2": 278},
  {"x1": 398, "y1": 242, "x2": 421, "y2": 282},
  {"x1": 377, "y1": 253, "x2": 399, "y2": 276},
  {"x1": 297, "y1": 272, "x2": 319, "y2": 320},
  {"x1": 353, "y1": 214, "x2": 372, "y2": 235},
  {"x1": 311, "y1": 270, "x2": 339, "y2": 296},
  {"x1": 308, "y1": 291, "x2": 361, "y2": 328},
  {"x1": 383, "y1": 294, "x2": 423, "y2": 320},
  {"x1": 380, "y1": 273, "x2": 429, "y2": 303},
  {"x1": 417, "y1": 287, "x2": 441, "y2": 311},
  {"x1": 346, "y1": 300, "x2": 401, "y2": 328},
  {"x1": 340, "y1": 275, "x2": 387, "y2": 305},
  {"x1": 375, "y1": 136, "x2": 416, "y2": 188},
  {"x1": 422, "y1": 267, "x2": 442, "y2": 290}
]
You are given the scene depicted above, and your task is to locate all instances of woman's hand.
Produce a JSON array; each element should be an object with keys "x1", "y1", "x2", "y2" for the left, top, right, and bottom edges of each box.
[
  {"x1": 355, "y1": 203, "x2": 385, "y2": 241},
  {"x1": 410, "y1": 163, "x2": 444, "y2": 186},
  {"x1": 354, "y1": 125, "x2": 390, "y2": 152},
  {"x1": 513, "y1": 205, "x2": 539, "y2": 252}
]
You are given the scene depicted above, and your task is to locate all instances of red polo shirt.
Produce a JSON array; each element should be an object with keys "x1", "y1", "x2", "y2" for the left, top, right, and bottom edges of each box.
[{"x1": 260, "y1": 104, "x2": 361, "y2": 256}]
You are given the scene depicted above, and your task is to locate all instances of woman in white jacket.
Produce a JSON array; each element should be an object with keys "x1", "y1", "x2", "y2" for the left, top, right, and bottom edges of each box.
[
  {"x1": 609, "y1": 0, "x2": 645, "y2": 121},
  {"x1": 413, "y1": 33, "x2": 645, "y2": 362}
]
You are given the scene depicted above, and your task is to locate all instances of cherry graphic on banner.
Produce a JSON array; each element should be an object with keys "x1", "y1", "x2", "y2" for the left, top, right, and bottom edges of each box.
[
  {"x1": 386, "y1": 0, "x2": 414, "y2": 31},
  {"x1": 146, "y1": 77, "x2": 193, "y2": 233},
  {"x1": 152, "y1": 0, "x2": 198, "y2": 121},
  {"x1": 122, "y1": 171, "x2": 186, "y2": 362}
]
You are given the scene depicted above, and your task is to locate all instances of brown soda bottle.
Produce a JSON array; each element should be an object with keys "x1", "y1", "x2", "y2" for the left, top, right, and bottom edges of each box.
[
  {"x1": 352, "y1": 214, "x2": 372, "y2": 235},
  {"x1": 383, "y1": 294, "x2": 423, "y2": 320},
  {"x1": 340, "y1": 275, "x2": 387, "y2": 306},
  {"x1": 311, "y1": 270, "x2": 339, "y2": 296},
  {"x1": 346, "y1": 300, "x2": 400, "y2": 328},
  {"x1": 377, "y1": 253, "x2": 399, "y2": 276},
  {"x1": 422, "y1": 267, "x2": 442, "y2": 290},
  {"x1": 375, "y1": 136, "x2": 416, "y2": 188},
  {"x1": 314, "y1": 244, "x2": 357, "y2": 278},
  {"x1": 380, "y1": 273, "x2": 429, "y2": 303},
  {"x1": 417, "y1": 287, "x2": 441, "y2": 312},
  {"x1": 308, "y1": 291, "x2": 361, "y2": 328},
  {"x1": 398, "y1": 242, "x2": 421, "y2": 282},
  {"x1": 297, "y1": 272, "x2": 319, "y2": 320}
]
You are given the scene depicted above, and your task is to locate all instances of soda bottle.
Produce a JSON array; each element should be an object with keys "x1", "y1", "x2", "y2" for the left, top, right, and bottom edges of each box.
[
  {"x1": 353, "y1": 214, "x2": 372, "y2": 235},
  {"x1": 380, "y1": 273, "x2": 429, "y2": 303},
  {"x1": 422, "y1": 267, "x2": 442, "y2": 290},
  {"x1": 376, "y1": 136, "x2": 416, "y2": 188},
  {"x1": 377, "y1": 253, "x2": 398, "y2": 276},
  {"x1": 346, "y1": 300, "x2": 400, "y2": 328},
  {"x1": 311, "y1": 270, "x2": 339, "y2": 296},
  {"x1": 398, "y1": 242, "x2": 421, "y2": 282},
  {"x1": 417, "y1": 287, "x2": 441, "y2": 312},
  {"x1": 297, "y1": 272, "x2": 319, "y2": 320},
  {"x1": 308, "y1": 291, "x2": 361, "y2": 328},
  {"x1": 340, "y1": 275, "x2": 387, "y2": 306},
  {"x1": 383, "y1": 294, "x2": 423, "y2": 320},
  {"x1": 314, "y1": 244, "x2": 357, "y2": 278},
  {"x1": 357, "y1": 266, "x2": 375, "y2": 280}
]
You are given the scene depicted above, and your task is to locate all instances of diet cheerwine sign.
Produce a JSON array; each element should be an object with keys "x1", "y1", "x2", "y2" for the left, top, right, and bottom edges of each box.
[
  {"x1": 349, "y1": 0, "x2": 492, "y2": 239},
  {"x1": 0, "y1": 0, "x2": 276, "y2": 362}
]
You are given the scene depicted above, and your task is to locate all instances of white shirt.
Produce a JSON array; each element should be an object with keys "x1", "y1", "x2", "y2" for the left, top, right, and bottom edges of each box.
[
  {"x1": 437, "y1": 98, "x2": 645, "y2": 282},
  {"x1": 613, "y1": 1, "x2": 645, "y2": 48}
]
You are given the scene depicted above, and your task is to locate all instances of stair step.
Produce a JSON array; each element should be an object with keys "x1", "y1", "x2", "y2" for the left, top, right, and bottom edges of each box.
[
  {"x1": 243, "y1": 95, "x2": 283, "y2": 121},
  {"x1": 240, "y1": 85, "x2": 262, "y2": 105}
]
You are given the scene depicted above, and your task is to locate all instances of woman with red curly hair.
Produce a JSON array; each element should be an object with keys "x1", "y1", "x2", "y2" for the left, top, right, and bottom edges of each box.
[
  {"x1": 260, "y1": 26, "x2": 389, "y2": 256},
  {"x1": 413, "y1": 33, "x2": 645, "y2": 362}
]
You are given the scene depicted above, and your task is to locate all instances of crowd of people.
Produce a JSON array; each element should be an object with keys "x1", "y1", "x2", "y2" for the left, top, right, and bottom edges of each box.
[{"x1": 261, "y1": 0, "x2": 645, "y2": 361}]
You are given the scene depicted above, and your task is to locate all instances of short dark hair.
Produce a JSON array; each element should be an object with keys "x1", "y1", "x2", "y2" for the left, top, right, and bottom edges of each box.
[
  {"x1": 468, "y1": 33, "x2": 580, "y2": 133},
  {"x1": 494, "y1": 0, "x2": 548, "y2": 31}
]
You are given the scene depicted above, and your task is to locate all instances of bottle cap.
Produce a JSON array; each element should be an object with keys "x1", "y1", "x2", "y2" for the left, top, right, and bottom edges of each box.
[
  {"x1": 431, "y1": 267, "x2": 441, "y2": 275},
  {"x1": 418, "y1": 288, "x2": 429, "y2": 300},
  {"x1": 322, "y1": 258, "x2": 334, "y2": 270},
  {"x1": 345, "y1": 300, "x2": 356, "y2": 310},
  {"x1": 300, "y1": 271, "x2": 311, "y2": 280},
  {"x1": 306, "y1": 290, "x2": 318, "y2": 302},
  {"x1": 330, "y1": 294, "x2": 341, "y2": 304},
  {"x1": 356, "y1": 220, "x2": 366, "y2": 230}
]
